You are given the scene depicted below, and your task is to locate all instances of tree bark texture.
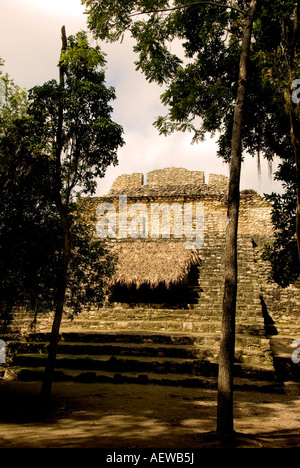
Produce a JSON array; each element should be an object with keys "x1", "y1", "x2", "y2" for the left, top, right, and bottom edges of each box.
[
  {"x1": 289, "y1": 104, "x2": 300, "y2": 262},
  {"x1": 40, "y1": 26, "x2": 70, "y2": 403},
  {"x1": 281, "y1": 1, "x2": 300, "y2": 262},
  {"x1": 39, "y1": 197, "x2": 71, "y2": 402},
  {"x1": 289, "y1": 4, "x2": 300, "y2": 262},
  {"x1": 287, "y1": 72, "x2": 300, "y2": 262},
  {"x1": 216, "y1": 0, "x2": 258, "y2": 437}
]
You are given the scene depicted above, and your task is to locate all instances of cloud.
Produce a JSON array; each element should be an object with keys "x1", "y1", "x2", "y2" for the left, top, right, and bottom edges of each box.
[
  {"x1": 20, "y1": 0, "x2": 85, "y2": 18},
  {"x1": 0, "y1": 0, "x2": 87, "y2": 88}
]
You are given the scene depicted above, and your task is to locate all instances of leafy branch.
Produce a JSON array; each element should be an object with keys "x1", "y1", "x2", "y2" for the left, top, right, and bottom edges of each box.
[{"x1": 128, "y1": 1, "x2": 245, "y2": 18}]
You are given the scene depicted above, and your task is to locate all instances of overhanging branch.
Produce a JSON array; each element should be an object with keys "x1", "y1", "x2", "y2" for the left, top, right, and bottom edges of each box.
[{"x1": 129, "y1": 1, "x2": 245, "y2": 18}]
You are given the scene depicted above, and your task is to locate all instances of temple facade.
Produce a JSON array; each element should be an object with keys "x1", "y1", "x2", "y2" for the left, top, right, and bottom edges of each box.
[
  {"x1": 88, "y1": 167, "x2": 274, "y2": 308},
  {"x1": 2, "y1": 167, "x2": 300, "y2": 385}
]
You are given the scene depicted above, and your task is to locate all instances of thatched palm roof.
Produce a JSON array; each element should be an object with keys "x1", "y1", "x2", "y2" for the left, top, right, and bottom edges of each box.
[{"x1": 110, "y1": 241, "x2": 200, "y2": 289}]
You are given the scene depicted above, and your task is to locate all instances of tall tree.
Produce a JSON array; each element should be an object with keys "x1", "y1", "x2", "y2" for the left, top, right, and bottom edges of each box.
[
  {"x1": 0, "y1": 62, "x2": 50, "y2": 317},
  {"x1": 24, "y1": 28, "x2": 124, "y2": 402},
  {"x1": 83, "y1": 0, "x2": 259, "y2": 437},
  {"x1": 216, "y1": 2, "x2": 300, "y2": 287},
  {"x1": 0, "y1": 61, "x2": 28, "y2": 130},
  {"x1": 0, "y1": 52, "x2": 121, "y2": 387},
  {"x1": 255, "y1": 1, "x2": 300, "y2": 260},
  {"x1": 263, "y1": 159, "x2": 300, "y2": 288},
  {"x1": 221, "y1": 1, "x2": 300, "y2": 289},
  {"x1": 216, "y1": 0, "x2": 258, "y2": 436}
]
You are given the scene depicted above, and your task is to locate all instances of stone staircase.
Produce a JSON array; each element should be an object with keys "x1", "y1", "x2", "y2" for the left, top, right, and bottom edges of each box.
[
  {"x1": 4, "y1": 329, "x2": 278, "y2": 391},
  {"x1": 252, "y1": 242, "x2": 300, "y2": 383},
  {"x1": 261, "y1": 291, "x2": 300, "y2": 383},
  {"x1": 1, "y1": 234, "x2": 284, "y2": 391}
]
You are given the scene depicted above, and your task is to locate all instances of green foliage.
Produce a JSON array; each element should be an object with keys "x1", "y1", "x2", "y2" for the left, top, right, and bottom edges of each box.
[
  {"x1": 82, "y1": 0, "x2": 300, "y2": 288},
  {"x1": 84, "y1": 0, "x2": 170, "y2": 42},
  {"x1": 263, "y1": 162, "x2": 300, "y2": 287},
  {"x1": 83, "y1": 0, "x2": 299, "y2": 157},
  {"x1": 66, "y1": 207, "x2": 117, "y2": 316},
  {"x1": 60, "y1": 30, "x2": 107, "y2": 74},
  {"x1": 28, "y1": 31, "x2": 124, "y2": 200},
  {"x1": 84, "y1": 0, "x2": 235, "y2": 144},
  {"x1": 251, "y1": 0, "x2": 300, "y2": 287},
  {"x1": 0, "y1": 33, "x2": 124, "y2": 319},
  {"x1": 132, "y1": 13, "x2": 183, "y2": 84},
  {"x1": 0, "y1": 60, "x2": 28, "y2": 136},
  {"x1": 83, "y1": 1, "x2": 276, "y2": 151},
  {"x1": 0, "y1": 102, "x2": 115, "y2": 316},
  {"x1": 0, "y1": 107, "x2": 60, "y2": 313}
]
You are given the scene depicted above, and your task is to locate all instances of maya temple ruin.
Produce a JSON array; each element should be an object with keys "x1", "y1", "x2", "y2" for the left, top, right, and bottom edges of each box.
[{"x1": 1, "y1": 167, "x2": 300, "y2": 388}]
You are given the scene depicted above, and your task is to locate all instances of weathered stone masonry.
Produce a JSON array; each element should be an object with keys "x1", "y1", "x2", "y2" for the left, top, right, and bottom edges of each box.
[
  {"x1": 94, "y1": 167, "x2": 273, "y2": 240},
  {"x1": 2, "y1": 167, "x2": 300, "y2": 385},
  {"x1": 70, "y1": 167, "x2": 300, "y2": 381}
]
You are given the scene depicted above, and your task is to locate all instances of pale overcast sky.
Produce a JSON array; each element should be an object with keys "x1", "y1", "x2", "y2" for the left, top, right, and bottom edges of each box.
[{"x1": 0, "y1": 0, "x2": 283, "y2": 196}]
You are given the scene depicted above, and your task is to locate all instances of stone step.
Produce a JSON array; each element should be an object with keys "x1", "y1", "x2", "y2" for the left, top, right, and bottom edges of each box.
[
  {"x1": 8, "y1": 330, "x2": 270, "y2": 347},
  {"x1": 5, "y1": 328, "x2": 275, "y2": 385},
  {"x1": 61, "y1": 313, "x2": 264, "y2": 328},
  {"x1": 268, "y1": 324, "x2": 300, "y2": 336},
  {"x1": 7, "y1": 338, "x2": 272, "y2": 367},
  {"x1": 2, "y1": 311, "x2": 263, "y2": 325},
  {"x1": 64, "y1": 305, "x2": 263, "y2": 317},
  {"x1": 1, "y1": 366, "x2": 282, "y2": 393},
  {"x1": 57, "y1": 320, "x2": 266, "y2": 336},
  {"x1": 10, "y1": 348, "x2": 273, "y2": 370},
  {"x1": 5, "y1": 353, "x2": 276, "y2": 382},
  {"x1": 3, "y1": 366, "x2": 219, "y2": 387},
  {"x1": 266, "y1": 335, "x2": 300, "y2": 382},
  {"x1": 12, "y1": 353, "x2": 211, "y2": 374}
]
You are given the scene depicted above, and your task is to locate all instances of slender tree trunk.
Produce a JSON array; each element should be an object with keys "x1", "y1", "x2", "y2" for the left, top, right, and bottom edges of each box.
[
  {"x1": 290, "y1": 107, "x2": 300, "y2": 262},
  {"x1": 39, "y1": 205, "x2": 71, "y2": 402},
  {"x1": 293, "y1": 15, "x2": 300, "y2": 264},
  {"x1": 290, "y1": 3, "x2": 300, "y2": 262},
  {"x1": 287, "y1": 69, "x2": 300, "y2": 261},
  {"x1": 39, "y1": 26, "x2": 69, "y2": 404},
  {"x1": 294, "y1": 146, "x2": 300, "y2": 264},
  {"x1": 216, "y1": 0, "x2": 258, "y2": 438}
]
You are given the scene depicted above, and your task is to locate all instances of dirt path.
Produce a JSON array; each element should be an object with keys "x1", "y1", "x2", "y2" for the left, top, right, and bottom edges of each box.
[{"x1": 0, "y1": 380, "x2": 299, "y2": 448}]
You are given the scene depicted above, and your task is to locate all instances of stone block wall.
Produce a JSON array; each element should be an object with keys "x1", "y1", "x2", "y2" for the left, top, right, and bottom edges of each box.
[
  {"x1": 109, "y1": 172, "x2": 144, "y2": 193},
  {"x1": 94, "y1": 167, "x2": 274, "y2": 242},
  {"x1": 109, "y1": 167, "x2": 226, "y2": 195},
  {"x1": 239, "y1": 192, "x2": 274, "y2": 237},
  {"x1": 2, "y1": 166, "x2": 300, "y2": 376},
  {"x1": 147, "y1": 167, "x2": 205, "y2": 186},
  {"x1": 208, "y1": 173, "x2": 229, "y2": 193}
]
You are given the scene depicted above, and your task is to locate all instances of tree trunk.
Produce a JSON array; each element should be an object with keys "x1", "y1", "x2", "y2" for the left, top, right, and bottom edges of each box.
[
  {"x1": 287, "y1": 73, "x2": 300, "y2": 261},
  {"x1": 39, "y1": 197, "x2": 71, "y2": 403},
  {"x1": 39, "y1": 26, "x2": 69, "y2": 404},
  {"x1": 290, "y1": 107, "x2": 300, "y2": 262},
  {"x1": 289, "y1": 3, "x2": 300, "y2": 262},
  {"x1": 294, "y1": 141, "x2": 300, "y2": 264},
  {"x1": 216, "y1": 0, "x2": 258, "y2": 438}
]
